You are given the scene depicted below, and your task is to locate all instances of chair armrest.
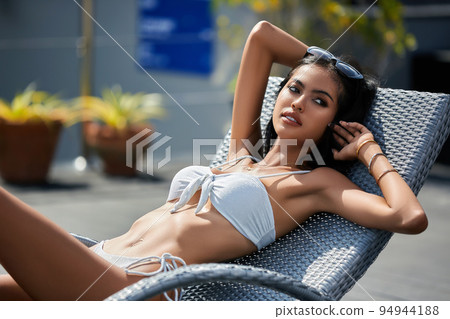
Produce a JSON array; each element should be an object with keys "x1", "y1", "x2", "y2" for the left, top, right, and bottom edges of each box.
[{"x1": 105, "y1": 263, "x2": 331, "y2": 301}]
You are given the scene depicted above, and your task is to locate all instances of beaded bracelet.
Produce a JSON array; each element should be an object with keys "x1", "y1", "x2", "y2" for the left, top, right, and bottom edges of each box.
[
  {"x1": 368, "y1": 153, "x2": 386, "y2": 174},
  {"x1": 356, "y1": 140, "x2": 377, "y2": 157},
  {"x1": 376, "y1": 169, "x2": 397, "y2": 185}
]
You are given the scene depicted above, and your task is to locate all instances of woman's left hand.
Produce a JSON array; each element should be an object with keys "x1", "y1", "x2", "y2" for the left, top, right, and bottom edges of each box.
[{"x1": 331, "y1": 121, "x2": 375, "y2": 161}]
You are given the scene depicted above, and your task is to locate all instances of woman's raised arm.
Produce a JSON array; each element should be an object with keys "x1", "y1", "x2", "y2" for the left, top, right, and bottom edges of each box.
[
  {"x1": 229, "y1": 21, "x2": 308, "y2": 158},
  {"x1": 316, "y1": 121, "x2": 428, "y2": 234}
]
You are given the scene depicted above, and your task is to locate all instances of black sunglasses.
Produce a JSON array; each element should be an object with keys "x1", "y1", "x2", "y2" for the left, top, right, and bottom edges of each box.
[{"x1": 306, "y1": 46, "x2": 363, "y2": 80}]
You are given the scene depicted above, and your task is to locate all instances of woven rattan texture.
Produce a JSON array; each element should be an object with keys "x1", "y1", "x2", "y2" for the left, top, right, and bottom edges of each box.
[
  {"x1": 107, "y1": 263, "x2": 329, "y2": 301},
  {"x1": 182, "y1": 77, "x2": 450, "y2": 301}
]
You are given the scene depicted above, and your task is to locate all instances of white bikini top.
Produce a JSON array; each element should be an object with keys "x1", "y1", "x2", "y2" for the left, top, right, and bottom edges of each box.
[{"x1": 166, "y1": 155, "x2": 311, "y2": 250}]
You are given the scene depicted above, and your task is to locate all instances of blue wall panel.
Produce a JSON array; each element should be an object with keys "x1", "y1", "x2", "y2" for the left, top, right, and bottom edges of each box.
[{"x1": 137, "y1": 0, "x2": 213, "y2": 75}]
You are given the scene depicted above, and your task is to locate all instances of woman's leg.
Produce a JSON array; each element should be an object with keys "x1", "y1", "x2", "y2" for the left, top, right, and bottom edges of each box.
[
  {"x1": 0, "y1": 187, "x2": 141, "y2": 300},
  {"x1": 0, "y1": 275, "x2": 32, "y2": 300}
]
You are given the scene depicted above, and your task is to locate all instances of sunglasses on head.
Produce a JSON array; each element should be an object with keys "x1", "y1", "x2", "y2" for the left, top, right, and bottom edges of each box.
[{"x1": 306, "y1": 46, "x2": 364, "y2": 80}]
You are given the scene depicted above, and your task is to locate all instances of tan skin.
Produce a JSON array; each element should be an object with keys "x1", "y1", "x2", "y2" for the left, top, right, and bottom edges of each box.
[{"x1": 0, "y1": 21, "x2": 427, "y2": 300}]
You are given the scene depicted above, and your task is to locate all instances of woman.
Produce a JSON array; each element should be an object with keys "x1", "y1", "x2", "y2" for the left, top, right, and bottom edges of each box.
[{"x1": 0, "y1": 21, "x2": 427, "y2": 301}]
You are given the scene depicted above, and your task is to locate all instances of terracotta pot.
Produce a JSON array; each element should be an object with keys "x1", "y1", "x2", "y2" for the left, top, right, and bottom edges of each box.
[
  {"x1": 0, "y1": 120, "x2": 62, "y2": 184},
  {"x1": 84, "y1": 122, "x2": 152, "y2": 176}
]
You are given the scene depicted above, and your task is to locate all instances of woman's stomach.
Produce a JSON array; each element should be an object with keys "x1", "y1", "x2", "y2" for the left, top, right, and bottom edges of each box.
[{"x1": 96, "y1": 200, "x2": 256, "y2": 264}]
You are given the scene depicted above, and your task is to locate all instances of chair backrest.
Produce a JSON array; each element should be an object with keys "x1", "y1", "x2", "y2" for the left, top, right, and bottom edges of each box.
[{"x1": 182, "y1": 77, "x2": 450, "y2": 301}]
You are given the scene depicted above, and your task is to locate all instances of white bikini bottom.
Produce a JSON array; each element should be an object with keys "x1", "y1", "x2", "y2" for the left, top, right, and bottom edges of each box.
[{"x1": 92, "y1": 240, "x2": 186, "y2": 300}]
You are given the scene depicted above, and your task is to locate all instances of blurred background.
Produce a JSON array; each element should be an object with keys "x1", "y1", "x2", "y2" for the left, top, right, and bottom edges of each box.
[
  {"x1": 0, "y1": 0, "x2": 449, "y2": 301},
  {"x1": 0, "y1": 0, "x2": 449, "y2": 166}
]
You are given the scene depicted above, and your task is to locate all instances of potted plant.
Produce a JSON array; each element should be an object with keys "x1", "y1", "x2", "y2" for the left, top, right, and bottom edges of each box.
[
  {"x1": 80, "y1": 86, "x2": 165, "y2": 176},
  {"x1": 0, "y1": 84, "x2": 80, "y2": 184}
]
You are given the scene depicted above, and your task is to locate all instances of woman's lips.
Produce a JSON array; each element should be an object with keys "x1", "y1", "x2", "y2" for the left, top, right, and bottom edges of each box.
[{"x1": 281, "y1": 113, "x2": 302, "y2": 126}]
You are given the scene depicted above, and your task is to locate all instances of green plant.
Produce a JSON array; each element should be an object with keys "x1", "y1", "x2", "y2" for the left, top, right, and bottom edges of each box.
[
  {"x1": 0, "y1": 83, "x2": 80, "y2": 126},
  {"x1": 214, "y1": 0, "x2": 416, "y2": 74},
  {"x1": 80, "y1": 86, "x2": 166, "y2": 131}
]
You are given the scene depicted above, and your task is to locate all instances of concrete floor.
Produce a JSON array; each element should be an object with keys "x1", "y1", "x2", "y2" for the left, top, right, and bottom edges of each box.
[{"x1": 1, "y1": 160, "x2": 449, "y2": 301}]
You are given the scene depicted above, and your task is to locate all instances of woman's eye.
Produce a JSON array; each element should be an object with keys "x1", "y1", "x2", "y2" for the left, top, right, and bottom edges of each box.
[
  {"x1": 288, "y1": 86, "x2": 299, "y2": 93},
  {"x1": 314, "y1": 98, "x2": 327, "y2": 107},
  {"x1": 289, "y1": 86, "x2": 300, "y2": 93}
]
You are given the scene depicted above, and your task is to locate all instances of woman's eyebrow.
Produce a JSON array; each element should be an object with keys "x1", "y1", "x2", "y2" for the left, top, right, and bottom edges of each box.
[
  {"x1": 293, "y1": 78, "x2": 334, "y2": 102},
  {"x1": 314, "y1": 89, "x2": 334, "y2": 102}
]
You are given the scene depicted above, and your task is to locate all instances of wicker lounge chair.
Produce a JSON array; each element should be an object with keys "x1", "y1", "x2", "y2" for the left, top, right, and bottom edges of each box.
[{"x1": 75, "y1": 76, "x2": 450, "y2": 301}]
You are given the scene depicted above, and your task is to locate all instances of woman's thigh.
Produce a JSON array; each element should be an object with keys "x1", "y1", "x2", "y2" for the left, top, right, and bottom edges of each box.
[
  {"x1": 0, "y1": 275, "x2": 32, "y2": 301},
  {"x1": 0, "y1": 187, "x2": 142, "y2": 300}
]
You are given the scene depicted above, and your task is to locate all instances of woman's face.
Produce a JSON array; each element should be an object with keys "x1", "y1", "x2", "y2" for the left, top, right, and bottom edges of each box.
[{"x1": 272, "y1": 64, "x2": 340, "y2": 145}]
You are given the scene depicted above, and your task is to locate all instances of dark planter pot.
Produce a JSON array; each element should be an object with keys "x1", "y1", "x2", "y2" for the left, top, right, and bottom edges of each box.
[
  {"x1": 84, "y1": 122, "x2": 152, "y2": 177},
  {"x1": 0, "y1": 120, "x2": 62, "y2": 184}
]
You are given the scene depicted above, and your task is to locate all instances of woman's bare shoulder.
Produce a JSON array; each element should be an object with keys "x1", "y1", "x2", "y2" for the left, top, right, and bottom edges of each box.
[
  {"x1": 305, "y1": 166, "x2": 360, "y2": 190},
  {"x1": 274, "y1": 166, "x2": 348, "y2": 198}
]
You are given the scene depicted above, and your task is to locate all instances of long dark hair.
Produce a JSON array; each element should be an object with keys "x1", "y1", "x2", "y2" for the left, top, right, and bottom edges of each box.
[{"x1": 263, "y1": 55, "x2": 379, "y2": 172}]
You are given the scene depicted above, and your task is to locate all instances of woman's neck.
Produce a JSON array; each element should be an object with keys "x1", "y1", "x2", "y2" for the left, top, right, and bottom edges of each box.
[
  {"x1": 260, "y1": 145, "x2": 305, "y2": 169},
  {"x1": 260, "y1": 136, "x2": 322, "y2": 170}
]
